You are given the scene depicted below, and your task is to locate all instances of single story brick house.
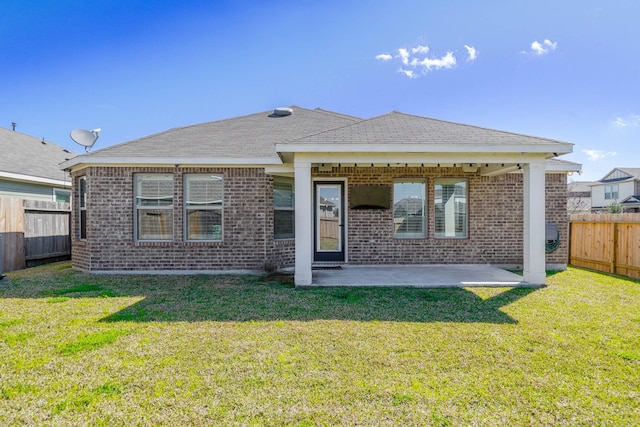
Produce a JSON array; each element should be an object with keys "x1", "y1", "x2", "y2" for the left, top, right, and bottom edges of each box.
[{"x1": 60, "y1": 106, "x2": 580, "y2": 286}]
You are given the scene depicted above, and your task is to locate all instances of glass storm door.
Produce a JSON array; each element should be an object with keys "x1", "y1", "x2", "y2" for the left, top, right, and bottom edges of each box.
[{"x1": 314, "y1": 182, "x2": 345, "y2": 262}]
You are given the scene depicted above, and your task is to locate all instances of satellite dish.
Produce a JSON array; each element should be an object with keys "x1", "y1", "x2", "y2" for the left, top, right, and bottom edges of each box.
[{"x1": 70, "y1": 128, "x2": 101, "y2": 152}]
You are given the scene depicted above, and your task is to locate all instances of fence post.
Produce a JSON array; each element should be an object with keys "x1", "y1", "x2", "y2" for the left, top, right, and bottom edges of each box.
[
  {"x1": 0, "y1": 234, "x2": 5, "y2": 281},
  {"x1": 611, "y1": 222, "x2": 618, "y2": 275}
]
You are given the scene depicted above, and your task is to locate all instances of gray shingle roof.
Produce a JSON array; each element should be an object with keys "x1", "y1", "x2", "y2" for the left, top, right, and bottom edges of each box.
[
  {"x1": 0, "y1": 127, "x2": 78, "y2": 182},
  {"x1": 567, "y1": 181, "x2": 595, "y2": 193},
  {"x1": 82, "y1": 107, "x2": 361, "y2": 160},
  {"x1": 64, "y1": 107, "x2": 574, "y2": 169},
  {"x1": 290, "y1": 112, "x2": 570, "y2": 145},
  {"x1": 618, "y1": 168, "x2": 640, "y2": 178},
  {"x1": 599, "y1": 167, "x2": 640, "y2": 182}
]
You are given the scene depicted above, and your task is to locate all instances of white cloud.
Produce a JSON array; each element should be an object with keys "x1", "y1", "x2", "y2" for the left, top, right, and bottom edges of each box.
[
  {"x1": 582, "y1": 149, "x2": 617, "y2": 161},
  {"x1": 411, "y1": 44, "x2": 430, "y2": 55},
  {"x1": 376, "y1": 42, "x2": 476, "y2": 78},
  {"x1": 528, "y1": 39, "x2": 558, "y2": 55},
  {"x1": 398, "y1": 68, "x2": 417, "y2": 79},
  {"x1": 375, "y1": 53, "x2": 393, "y2": 61},
  {"x1": 419, "y1": 51, "x2": 457, "y2": 71},
  {"x1": 612, "y1": 114, "x2": 640, "y2": 127},
  {"x1": 398, "y1": 48, "x2": 410, "y2": 65},
  {"x1": 464, "y1": 45, "x2": 477, "y2": 61}
]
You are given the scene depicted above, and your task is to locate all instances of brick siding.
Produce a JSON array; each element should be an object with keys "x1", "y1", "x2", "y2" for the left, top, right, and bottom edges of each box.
[
  {"x1": 71, "y1": 166, "x2": 567, "y2": 271},
  {"x1": 71, "y1": 167, "x2": 293, "y2": 271},
  {"x1": 314, "y1": 166, "x2": 568, "y2": 267}
]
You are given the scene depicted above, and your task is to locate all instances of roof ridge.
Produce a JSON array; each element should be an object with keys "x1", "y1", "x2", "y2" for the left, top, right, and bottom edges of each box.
[
  {"x1": 88, "y1": 106, "x2": 355, "y2": 156},
  {"x1": 378, "y1": 111, "x2": 571, "y2": 145},
  {"x1": 617, "y1": 167, "x2": 640, "y2": 174},
  {"x1": 84, "y1": 108, "x2": 294, "y2": 156},
  {"x1": 289, "y1": 112, "x2": 366, "y2": 142},
  {"x1": 312, "y1": 107, "x2": 362, "y2": 121},
  {"x1": 599, "y1": 167, "x2": 640, "y2": 181}
]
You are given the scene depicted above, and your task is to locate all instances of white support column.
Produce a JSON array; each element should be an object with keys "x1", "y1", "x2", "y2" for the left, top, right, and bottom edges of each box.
[
  {"x1": 294, "y1": 159, "x2": 313, "y2": 286},
  {"x1": 523, "y1": 161, "x2": 547, "y2": 285}
]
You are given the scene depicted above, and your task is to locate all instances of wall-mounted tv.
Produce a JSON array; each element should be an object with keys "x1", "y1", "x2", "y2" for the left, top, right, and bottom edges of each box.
[{"x1": 349, "y1": 185, "x2": 391, "y2": 209}]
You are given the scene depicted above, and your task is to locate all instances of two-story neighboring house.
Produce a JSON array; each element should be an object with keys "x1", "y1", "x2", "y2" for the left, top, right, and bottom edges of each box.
[{"x1": 591, "y1": 168, "x2": 640, "y2": 212}]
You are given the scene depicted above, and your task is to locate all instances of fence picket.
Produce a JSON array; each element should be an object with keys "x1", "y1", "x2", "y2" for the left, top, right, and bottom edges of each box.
[
  {"x1": 569, "y1": 214, "x2": 640, "y2": 279},
  {"x1": 0, "y1": 198, "x2": 71, "y2": 272}
]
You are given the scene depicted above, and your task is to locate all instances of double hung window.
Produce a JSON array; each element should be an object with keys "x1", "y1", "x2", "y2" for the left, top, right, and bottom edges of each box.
[
  {"x1": 604, "y1": 185, "x2": 619, "y2": 200},
  {"x1": 184, "y1": 174, "x2": 223, "y2": 241},
  {"x1": 274, "y1": 177, "x2": 295, "y2": 239},
  {"x1": 135, "y1": 174, "x2": 174, "y2": 241},
  {"x1": 434, "y1": 178, "x2": 467, "y2": 238},
  {"x1": 78, "y1": 177, "x2": 87, "y2": 240},
  {"x1": 393, "y1": 180, "x2": 426, "y2": 238}
]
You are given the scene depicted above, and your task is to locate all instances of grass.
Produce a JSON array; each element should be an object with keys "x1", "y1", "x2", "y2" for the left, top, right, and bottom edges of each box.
[{"x1": 0, "y1": 262, "x2": 638, "y2": 426}]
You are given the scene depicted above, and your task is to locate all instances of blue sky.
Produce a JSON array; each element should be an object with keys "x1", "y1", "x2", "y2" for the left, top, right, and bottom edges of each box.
[{"x1": 2, "y1": 0, "x2": 638, "y2": 181}]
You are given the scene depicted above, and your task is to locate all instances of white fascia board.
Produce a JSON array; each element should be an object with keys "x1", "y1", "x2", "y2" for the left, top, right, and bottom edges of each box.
[
  {"x1": 276, "y1": 142, "x2": 573, "y2": 155},
  {"x1": 60, "y1": 156, "x2": 282, "y2": 170},
  {"x1": 546, "y1": 162, "x2": 582, "y2": 173},
  {"x1": 0, "y1": 171, "x2": 71, "y2": 187},
  {"x1": 265, "y1": 164, "x2": 294, "y2": 175}
]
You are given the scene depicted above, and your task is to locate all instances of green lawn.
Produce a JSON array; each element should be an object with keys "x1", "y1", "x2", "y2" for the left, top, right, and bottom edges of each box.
[{"x1": 0, "y1": 263, "x2": 638, "y2": 426}]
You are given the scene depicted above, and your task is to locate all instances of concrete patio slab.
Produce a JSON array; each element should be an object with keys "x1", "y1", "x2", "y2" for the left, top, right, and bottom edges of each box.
[{"x1": 310, "y1": 265, "x2": 532, "y2": 288}]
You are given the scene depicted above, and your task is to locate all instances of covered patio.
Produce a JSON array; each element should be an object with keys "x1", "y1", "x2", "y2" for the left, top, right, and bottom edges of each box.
[
  {"x1": 307, "y1": 265, "x2": 534, "y2": 288},
  {"x1": 274, "y1": 112, "x2": 577, "y2": 287}
]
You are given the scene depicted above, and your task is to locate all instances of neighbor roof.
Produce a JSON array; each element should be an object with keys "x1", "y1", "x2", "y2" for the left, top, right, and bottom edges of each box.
[
  {"x1": 567, "y1": 181, "x2": 595, "y2": 193},
  {"x1": 0, "y1": 127, "x2": 77, "y2": 184},
  {"x1": 620, "y1": 195, "x2": 640, "y2": 206},
  {"x1": 598, "y1": 167, "x2": 640, "y2": 183},
  {"x1": 618, "y1": 168, "x2": 640, "y2": 177}
]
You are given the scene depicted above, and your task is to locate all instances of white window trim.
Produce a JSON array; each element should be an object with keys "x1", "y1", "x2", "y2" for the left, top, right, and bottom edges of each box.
[
  {"x1": 604, "y1": 184, "x2": 619, "y2": 200},
  {"x1": 393, "y1": 179, "x2": 427, "y2": 239},
  {"x1": 274, "y1": 176, "x2": 295, "y2": 240},
  {"x1": 434, "y1": 177, "x2": 468, "y2": 239},
  {"x1": 183, "y1": 174, "x2": 223, "y2": 242},
  {"x1": 53, "y1": 188, "x2": 71, "y2": 203},
  {"x1": 134, "y1": 173, "x2": 174, "y2": 242},
  {"x1": 78, "y1": 176, "x2": 87, "y2": 240}
]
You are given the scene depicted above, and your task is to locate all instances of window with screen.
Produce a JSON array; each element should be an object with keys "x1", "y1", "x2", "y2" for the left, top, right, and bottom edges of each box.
[
  {"x1": 393, "y1": 180, "x2": 426, "y2": 238},
  {"x1": 78, "y1": 177, "x2": 87, "y2": 240},
  {"x1": 434, "y1": 178, "x2": 467, "y2": 238},
  {"x1": 274, "y1": 177, "x2": 294, "y2": 239},
  {"x1": 135, "y1": 174, "x2": 174, "y2": 241},
  {"x1": 184, "y1": 174, "x2": 223, "y2": 241}
]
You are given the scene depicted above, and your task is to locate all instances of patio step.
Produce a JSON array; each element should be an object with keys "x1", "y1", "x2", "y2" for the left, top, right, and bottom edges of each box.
[{"x1": 312, "y1": 263, "x2": 344, "y2": 270}]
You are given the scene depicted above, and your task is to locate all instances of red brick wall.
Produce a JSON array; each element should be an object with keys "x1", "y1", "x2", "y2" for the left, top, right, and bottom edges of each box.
[{"x1": 70, "y1": 166, "x2": 567, "y2": 271}]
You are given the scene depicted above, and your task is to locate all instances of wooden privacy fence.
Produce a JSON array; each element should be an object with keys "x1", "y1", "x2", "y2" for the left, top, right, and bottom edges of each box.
[
  {"x1": 0, "y1": 198, "x2": 71, "y2": 272},
  {"x1": 569, "y1": 213, "x2": 640, "y2": 279}
]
